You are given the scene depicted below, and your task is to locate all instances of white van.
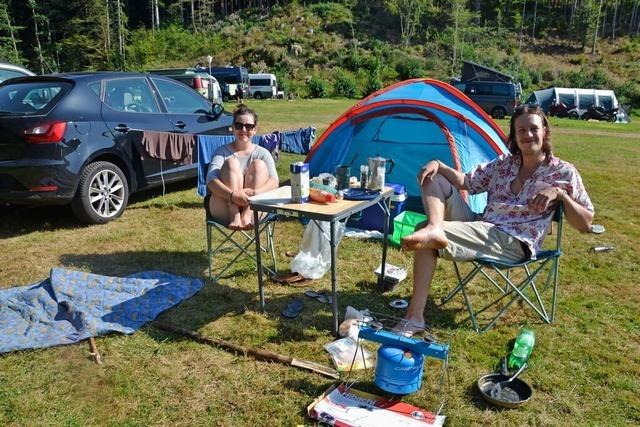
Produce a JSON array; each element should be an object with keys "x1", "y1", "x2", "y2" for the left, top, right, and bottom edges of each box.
[{"x1": 249, "y1": 73, "x2": 277, "y2": 99}]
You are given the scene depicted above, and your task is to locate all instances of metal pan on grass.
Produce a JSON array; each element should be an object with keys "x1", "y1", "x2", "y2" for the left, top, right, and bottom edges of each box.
[{"x1": 477, "y1": 373, "x2": 533, "y2": 409}]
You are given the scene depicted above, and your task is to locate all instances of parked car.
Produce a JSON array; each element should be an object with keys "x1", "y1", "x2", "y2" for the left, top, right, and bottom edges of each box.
[
  {"x1": 453, "y1": 81, "x2": 521, "y2": 119},
  {"x1": 0, "y1": 62, "x2": 35, "y2": 83},
  {"x1": 0, "y1": 72, "x2": 232, "y2": 224}
]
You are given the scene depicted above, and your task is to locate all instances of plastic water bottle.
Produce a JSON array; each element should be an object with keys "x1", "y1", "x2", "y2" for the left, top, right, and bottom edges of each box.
[{"x1": 508, "y1": 328, "x2": 535, "y2": 370}]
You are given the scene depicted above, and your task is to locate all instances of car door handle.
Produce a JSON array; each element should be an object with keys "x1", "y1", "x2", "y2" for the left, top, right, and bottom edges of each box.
[
  {"x1": 175, "y1": 121, "x2": 186, "y2": 129},
  {"x1": 114, "y1": 124, "x2": 130, "y2": 133}
]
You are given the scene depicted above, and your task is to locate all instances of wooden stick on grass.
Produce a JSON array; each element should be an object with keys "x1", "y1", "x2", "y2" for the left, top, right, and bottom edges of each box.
[
  {"x1": 88, "y1": 337, "x2": 102, "y2": 364},
  {"x1": 154, "y1": 321, "x2": 339, "y2": 379}
]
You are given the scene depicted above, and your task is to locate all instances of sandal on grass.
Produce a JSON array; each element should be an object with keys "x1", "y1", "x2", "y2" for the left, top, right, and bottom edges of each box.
[
  {"x1": 281, "y1": 297, "x2": 304, "y2": 319},
  {"x1": 270, "y1": 272, "x2": 310, "y2": 287},
  {"x1": 304, "y1": 290, "x2": 333, "y2": 305}
]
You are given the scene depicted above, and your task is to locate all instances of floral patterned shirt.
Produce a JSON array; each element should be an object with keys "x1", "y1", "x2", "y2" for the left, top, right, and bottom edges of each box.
[{"x1": 465, "y1": 154, "x2": 594, "y2": 257}]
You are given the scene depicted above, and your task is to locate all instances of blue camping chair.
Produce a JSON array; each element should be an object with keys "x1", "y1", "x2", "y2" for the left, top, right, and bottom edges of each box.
[
  {"x1": 440, "y1": 203, "x2": 564, "y2": 332},
  {"x1": 198, "y1": 135, "x2": 278, "y2": 281},
  {"x1": 204, "y1": 195, "x2": 278, "y2": 281}
]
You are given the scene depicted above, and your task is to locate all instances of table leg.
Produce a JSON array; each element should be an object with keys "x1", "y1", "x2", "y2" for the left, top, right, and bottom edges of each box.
[
  {"x1": 330, "y1": 220, "x2": 338, "y2": 336},
  {"x1": 254, "y1": 209, "x2": 265, "y2": 309},
  {"x1": 378, "y1": 196, "x2": 391, "y2": 291}
]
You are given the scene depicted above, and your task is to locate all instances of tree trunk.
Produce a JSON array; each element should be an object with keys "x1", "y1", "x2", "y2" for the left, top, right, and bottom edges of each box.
[
  {"x1": 116, "y1": 0, "x2": 125, "y2": 67},
  {"x1": 611, "y1": 0, "x2": 618, "y2": 41},
  {"x1": 29, "y1": 1, "x2": 45, "y2": 74},
  {"x1": 105, "y1": 0, "x2": 111, "y2": 51},
  {"x1": 532, "y1": 0, "x2": 538, "y2": 39},
  {"x1": 1, "y1": 4, "x2": 19, "y2": 61},
  {"x1": 519, "y1": 0, "x2": 527, "y2": 52},
  {"x1": 592, "y1": 0, "x2": 603, "y2": 55}
]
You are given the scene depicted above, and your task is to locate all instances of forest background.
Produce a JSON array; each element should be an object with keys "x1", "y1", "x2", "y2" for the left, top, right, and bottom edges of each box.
[{"x1": 1, "y1": 0, "x2": 640, "y2": 110}]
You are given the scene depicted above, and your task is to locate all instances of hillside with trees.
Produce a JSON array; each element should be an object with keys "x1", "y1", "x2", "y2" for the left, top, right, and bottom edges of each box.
[{"x1": 1, "y1": 0, "x2": 639, "y2": 108}]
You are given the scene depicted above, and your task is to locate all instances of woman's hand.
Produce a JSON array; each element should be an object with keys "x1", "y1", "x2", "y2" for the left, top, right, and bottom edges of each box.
[
  {"x1": 417, "y1": 160, "x2": 440, "y2": 186},
  {"x1": 230, "y1": 190, "x2": 249, "y2": 207},
  {"x1": 242, "y1": 188, "x2": 256, "y2": 198},
  {"x1": 529, "y1": 187, "x2": 562, "y2": 212}
]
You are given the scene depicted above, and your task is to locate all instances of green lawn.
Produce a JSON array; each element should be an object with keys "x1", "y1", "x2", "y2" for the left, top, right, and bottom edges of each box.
[{"x1": 0, "y1": 99, "x2": 638, "y2": 426}]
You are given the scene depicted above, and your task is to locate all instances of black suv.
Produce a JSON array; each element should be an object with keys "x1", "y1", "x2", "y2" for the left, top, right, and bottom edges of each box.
[
  {"x1": 0, "y1": 72, "x2": 232, "y2": 223},
  {"x1": 453, "y1": 81, "x2": 521, "y2": 119}
]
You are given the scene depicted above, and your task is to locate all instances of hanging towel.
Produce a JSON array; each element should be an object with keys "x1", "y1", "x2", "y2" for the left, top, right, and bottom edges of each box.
[{"x1": 141, "y1": 131, "x2": 196, "y2": 164}]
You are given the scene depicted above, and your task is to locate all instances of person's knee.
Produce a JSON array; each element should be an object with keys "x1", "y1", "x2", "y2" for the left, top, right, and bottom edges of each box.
[
  {"x1": 249, "y1": 159, "x2": 268, "y2": 174},
  {"x1": 223, "y1": 156, "x2": 241, "y2": 172}
]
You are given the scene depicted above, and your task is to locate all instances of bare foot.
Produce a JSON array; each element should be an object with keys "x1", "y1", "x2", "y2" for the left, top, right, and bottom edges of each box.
[
  {"x1": 392, "y1": 318, "x2": 426, "y2": 337},
  {"x1": 228, "y1": 212, "x2": 243, "y2": 230},
  {"x1": 401, "y1": 224, "x2": 448, "y2": 251}
]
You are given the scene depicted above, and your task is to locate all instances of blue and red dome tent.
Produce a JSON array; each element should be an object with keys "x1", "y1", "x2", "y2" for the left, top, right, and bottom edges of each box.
[{"x1": 305, "y1": 78, "x2": 510, "y2": 213}]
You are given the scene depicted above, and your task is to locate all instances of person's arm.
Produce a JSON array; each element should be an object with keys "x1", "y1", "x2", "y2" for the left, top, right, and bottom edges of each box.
[
  {"x1": 556, "y1": 187, "x2": 593, "y2": 232},
  {"x1": 418, "y1": 159, "x2": 467, "y2": 189},
  {"x1": 531, "y1": 186, "x2": 593, "y2": 232}
]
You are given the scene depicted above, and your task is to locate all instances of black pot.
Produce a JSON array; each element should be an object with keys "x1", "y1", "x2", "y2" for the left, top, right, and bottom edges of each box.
[{"x1": 477, "y1": 373, "x2": 533, "y2": 409}]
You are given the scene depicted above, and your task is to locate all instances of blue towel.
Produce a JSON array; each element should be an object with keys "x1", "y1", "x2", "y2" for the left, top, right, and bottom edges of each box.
[
  {"x1": 0, "y1": 268, "x2": 203, "y2": 353},
  {"x1": 280, "y1": 126, "x2": 316, "y2": 154}
]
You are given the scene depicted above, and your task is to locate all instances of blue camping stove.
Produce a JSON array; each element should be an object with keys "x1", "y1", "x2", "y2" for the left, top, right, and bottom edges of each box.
[{"x1": 358, "y1": 324, "x2": 449, "y2": 395}]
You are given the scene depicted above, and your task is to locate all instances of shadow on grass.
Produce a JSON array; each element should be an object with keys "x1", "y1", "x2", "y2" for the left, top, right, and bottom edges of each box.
[{"x1": 0, "y1": 179, "x2": 200, "y2": 238}]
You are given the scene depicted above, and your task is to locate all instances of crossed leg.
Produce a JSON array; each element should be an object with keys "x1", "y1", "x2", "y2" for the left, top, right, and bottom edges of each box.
[{"x1": 399, "y1": 174, "x2": 457, "y2": 332}]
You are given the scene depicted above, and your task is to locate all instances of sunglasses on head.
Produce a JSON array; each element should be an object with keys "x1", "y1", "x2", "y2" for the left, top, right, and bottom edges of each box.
[{"x1": 233, "y1": 122, "x2": 256, "y2": 131}]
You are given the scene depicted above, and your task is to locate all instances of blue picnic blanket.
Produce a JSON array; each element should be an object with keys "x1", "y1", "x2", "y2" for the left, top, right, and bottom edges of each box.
[{"x1": 0, "y1": 268, "x2": 203, "y2": 353}]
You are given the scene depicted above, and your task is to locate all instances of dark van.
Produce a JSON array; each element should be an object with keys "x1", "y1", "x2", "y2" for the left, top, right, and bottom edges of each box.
[
  {"x1": 453, "y1": 81, "x2": 521, "y2": 119},
  {"x1": 207, "y1": 66, "x2": 250, "y2": 101}
]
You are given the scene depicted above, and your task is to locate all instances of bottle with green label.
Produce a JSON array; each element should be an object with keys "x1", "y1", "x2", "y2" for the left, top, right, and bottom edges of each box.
[{"x1": 508, "y1": 328, "x2": 535, "y2": 370}]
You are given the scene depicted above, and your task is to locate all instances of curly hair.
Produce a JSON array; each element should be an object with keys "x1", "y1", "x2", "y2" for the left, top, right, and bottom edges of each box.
[
  {"x1": 232, "y1": 104, "x2": 258, "y2": 125},
  {"x1": 507, "y1": 105, "x2": 552, "y2": 160}
]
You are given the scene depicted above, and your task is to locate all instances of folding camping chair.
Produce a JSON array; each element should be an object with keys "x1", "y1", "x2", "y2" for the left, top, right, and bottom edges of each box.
[
  {"x1": 197, "y1": 135, "x2": 279, "y2": 282},
  {"x1": 205, "y1": 195, "x2": 278, "y2": 281},
  {"x1": 440, "y1": 203, "x2": 564, "y2": 332}
]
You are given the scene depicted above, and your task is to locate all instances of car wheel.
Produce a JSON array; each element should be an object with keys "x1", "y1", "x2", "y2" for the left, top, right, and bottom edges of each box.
[
  {"x1": 491, "y1": 107, "x2": 506, "y2": 119},
  {"x1": 71, "y1": 161, "x2": 129, "y2": 224},
  {"x1": 254, "y1": 92, "x2": 263, "y2": 100},
  {"x1": 568, "y1": 111, "x2": 579, "y2": 119}
]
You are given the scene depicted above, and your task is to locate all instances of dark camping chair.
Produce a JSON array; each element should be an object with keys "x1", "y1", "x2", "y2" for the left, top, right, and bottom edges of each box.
[
  {"x1": 197, "y1": 135, "x2": 279, "y2": 281},
  {"x1": 204, "y1": 195, "x2": 278, "y2": 281},
  {"x1": 440, "y1": 203, "x2": 564, "y2": 332}
]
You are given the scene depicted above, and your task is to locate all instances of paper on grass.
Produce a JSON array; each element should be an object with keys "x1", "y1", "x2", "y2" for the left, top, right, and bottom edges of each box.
[{"x1": 308, "y1": 383, "x2": 446, "y2": 427}]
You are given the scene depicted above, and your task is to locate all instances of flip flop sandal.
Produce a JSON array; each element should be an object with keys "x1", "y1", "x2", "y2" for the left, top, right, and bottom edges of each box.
[
  {"x1": 271, "y1": 272, "x2": 306, "y2": 285},
  {"x1": 281, "y1": 297, "x2": 303, "y2": 319},
  {"x1": 304, "y1": 290, "x2": 333, "y2": 304}
]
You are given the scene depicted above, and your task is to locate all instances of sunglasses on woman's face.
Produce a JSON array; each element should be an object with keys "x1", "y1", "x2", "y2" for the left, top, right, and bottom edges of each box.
[{"x1": 233, "y1": 122, "x2": 256, "y2": 131}]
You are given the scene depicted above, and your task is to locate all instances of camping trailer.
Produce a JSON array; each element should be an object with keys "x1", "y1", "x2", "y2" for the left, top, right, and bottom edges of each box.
[{"x1": 528, "y1": 87, "x2": 620, "y2": 119}]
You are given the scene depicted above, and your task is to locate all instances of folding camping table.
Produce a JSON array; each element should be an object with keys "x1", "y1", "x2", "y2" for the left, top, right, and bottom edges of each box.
[{"x1": 249, "y1": 186, "x2": 394, "y2": 335}]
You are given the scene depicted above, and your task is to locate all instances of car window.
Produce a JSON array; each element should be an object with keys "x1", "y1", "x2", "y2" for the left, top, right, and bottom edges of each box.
[
  {"x1": 88, "y1": 82, "x2": 101, "y2": 97},
  {"x1": 103, "y1": 78, "x2": 159, "y2": 113},
  {"x1": 492, "y1": 84, "x2": 509, "y2": 96},
  {"x1": 0, "y1": 81, "x2": 71, "y2": 115},
  {"x1": 578, "y1": 94, "x2": 595, "y2": 109},
  {"x1": 152, "y1": 77, "x2": 211, "y2": 114},
  {"x1": 0, "y1": 69, "x2": 29, "y2": 83}
]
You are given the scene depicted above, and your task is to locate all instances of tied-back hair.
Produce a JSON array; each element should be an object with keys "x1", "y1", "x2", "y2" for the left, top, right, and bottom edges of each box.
[
  {"x1": 233, "y1": 103, "x2": 258, "y2": 124},
  {"x1": 508, "y1": 104, "x2": 552, "y2": 161}
]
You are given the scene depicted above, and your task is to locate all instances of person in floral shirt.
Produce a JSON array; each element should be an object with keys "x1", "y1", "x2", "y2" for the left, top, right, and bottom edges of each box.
[{"x1": 397, "y1": 105, "x2": 594, "y2": 335}]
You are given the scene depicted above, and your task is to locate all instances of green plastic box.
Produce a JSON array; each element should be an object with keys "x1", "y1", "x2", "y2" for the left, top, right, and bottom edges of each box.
[{"x1": 389, "y1": 211, "x2": 428, "y2": 246}]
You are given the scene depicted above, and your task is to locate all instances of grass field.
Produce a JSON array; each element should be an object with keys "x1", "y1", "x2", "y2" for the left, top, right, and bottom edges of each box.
[{"x1": 1, "y1": 99, "x2": 639, "y2": 426}]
